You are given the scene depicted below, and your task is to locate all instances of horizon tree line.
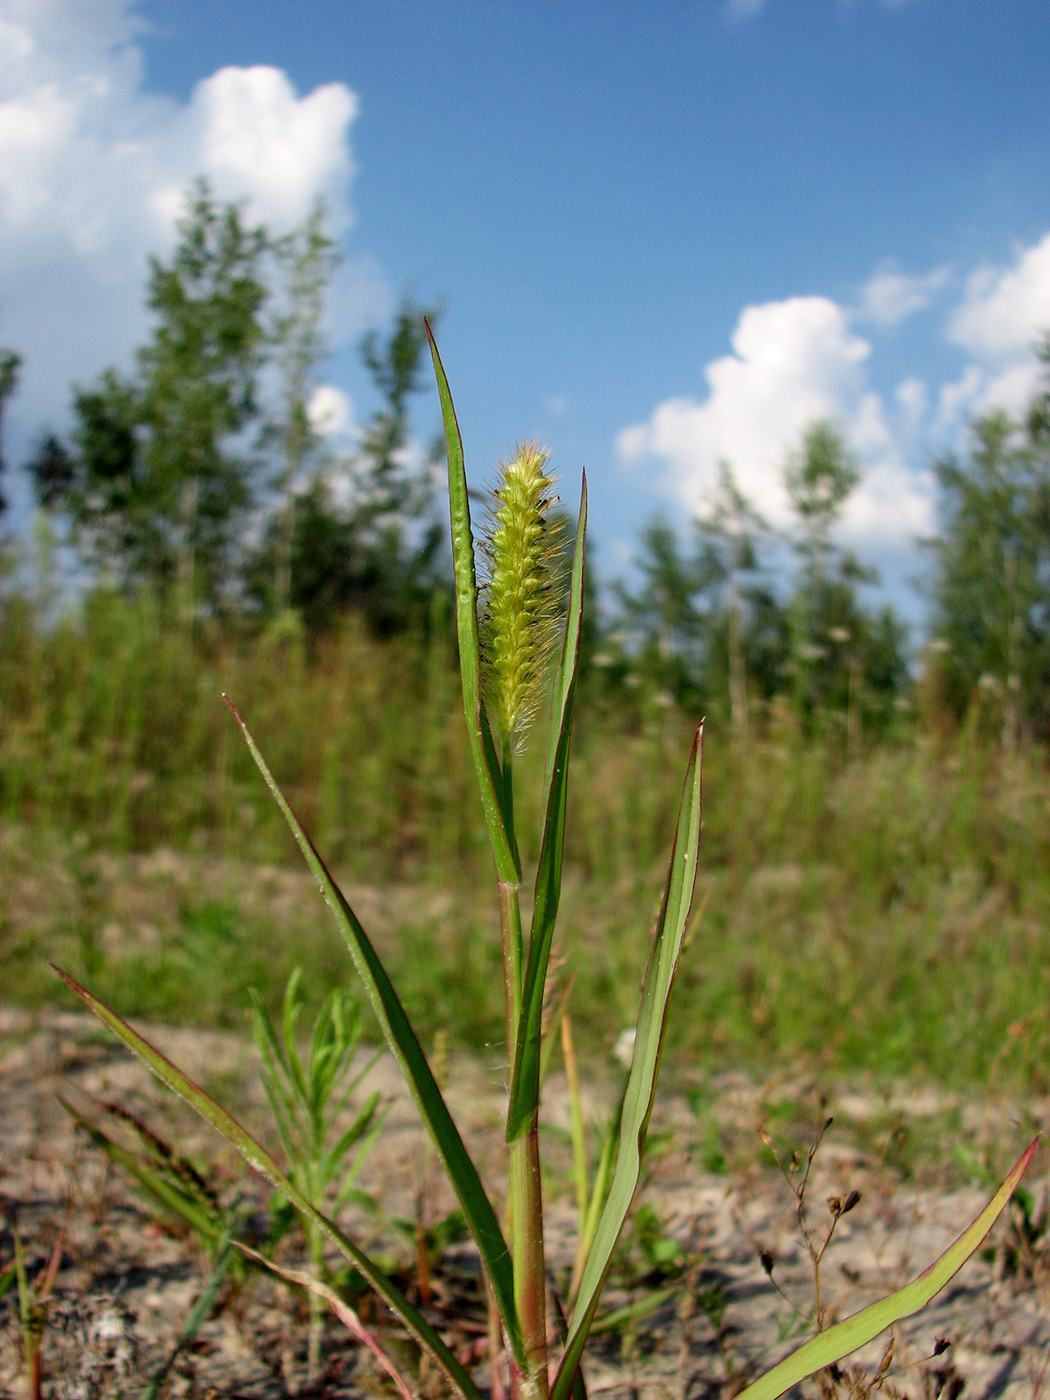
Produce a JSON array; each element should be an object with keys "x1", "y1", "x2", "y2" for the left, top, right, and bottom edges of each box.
[{"x1": 2, "y1": 182, "x2": 1050, "y2": 746}]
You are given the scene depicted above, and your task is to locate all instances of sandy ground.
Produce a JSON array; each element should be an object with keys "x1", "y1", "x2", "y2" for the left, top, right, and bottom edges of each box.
[{"x1": 1, "y1": 1006, "x2": 1048, "y2": 1400}]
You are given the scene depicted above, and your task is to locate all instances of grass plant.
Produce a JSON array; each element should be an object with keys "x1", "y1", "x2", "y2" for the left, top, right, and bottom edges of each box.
[
  {"x1": 6, "y1": 671, "x2": 1050, "y2": 1095},
  {"x1": 250, "y1": 966, "x2": 385, "y2": 1383},
  {"x1": 0, "y1": 1231, "x2": 62, "y2": 1400},
  {"x1": 48, "y1": 325, "x2": 1039, "y2": 1399},
  {"x1": 56, "y1": 969, "x2": 386, "y2": 1392}
]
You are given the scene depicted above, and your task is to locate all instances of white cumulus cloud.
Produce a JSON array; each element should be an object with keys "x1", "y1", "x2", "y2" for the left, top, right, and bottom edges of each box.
[
  {"x1": 617, "y1": 295, "x2": 936, "y2": 553},
  {"x1": 189, "y1": 66, "x2": 357, "y2": 232},
  {"x1": 940, "y1": 232, "x2": 1050, "y2": 422},
  {"x1": 0, "y1": 0, "x2": 375, "y2": 513},
  {"x1": 949, "y1": 233, "x2": 1050, "y2": 359}
]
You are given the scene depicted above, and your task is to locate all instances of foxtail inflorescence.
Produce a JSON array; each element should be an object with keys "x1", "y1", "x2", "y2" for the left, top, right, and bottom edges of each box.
[{"x1": 480, "y1": 441, "x2": 564, "y2": 752}]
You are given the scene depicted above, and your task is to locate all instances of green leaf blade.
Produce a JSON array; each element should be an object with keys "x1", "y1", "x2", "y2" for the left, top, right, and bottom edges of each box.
[
  {"x1": 551, "y1": 723, "x2": 704, "y2": 1400},
  {"x1": 51, "y1": 964, "x2": 487, "y2": 1400},
  {"x1": 61, "y1": 1099, "x2": 227, "y2": 1248},
  {"x1": 426, "y1": 318, "x2": 519, "y2": 884},
  {"x1": 735, "y1": 1137, "x2": 1040, "y2": 1400},
  {"x1": 221, "y1": 697, "x2": 524, "y2": 1370}
]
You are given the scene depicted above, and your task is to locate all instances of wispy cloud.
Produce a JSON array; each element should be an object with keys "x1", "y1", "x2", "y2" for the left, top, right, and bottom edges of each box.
[
  {"x1": 857, "y1": 261, "x2": 950, "y2": 326},
  {"x1": 724, "y1": 0, "x2": 766, "y2": 20},
  {"x1": 727, "y1": 0, "x2": 919, "y2": 18}
]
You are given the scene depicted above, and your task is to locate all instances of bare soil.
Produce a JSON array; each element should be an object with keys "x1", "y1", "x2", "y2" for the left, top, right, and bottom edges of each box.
[{"x1": 1, "y1": 1007, "x2": 1048, "y2": 1400}]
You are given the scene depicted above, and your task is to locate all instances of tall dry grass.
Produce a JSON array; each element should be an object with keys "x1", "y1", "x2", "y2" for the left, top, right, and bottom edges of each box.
[{"x1": 2, "y1": 587, "x2": 1048, "y2": 1092}]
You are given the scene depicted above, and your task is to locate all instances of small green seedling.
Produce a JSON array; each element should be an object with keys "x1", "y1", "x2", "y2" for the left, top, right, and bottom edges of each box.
[
  {"x1": 61, "y1": 970, "x2": 384, "y2": 1391},
  {"x1": 1, "y1": 1229, "x2": 63, "y2": 1400},
  {"x1": 54, "y1": 323, "x2": 1038, "y2": 1400},
  {"x1": 251, "y1": 966, "x2": 385, "y2": 1382}
]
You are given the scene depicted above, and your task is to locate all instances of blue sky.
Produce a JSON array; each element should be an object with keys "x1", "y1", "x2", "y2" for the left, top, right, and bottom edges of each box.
[{"x1": 3, "y1": 0, "x2": 1050, "y2": 630}]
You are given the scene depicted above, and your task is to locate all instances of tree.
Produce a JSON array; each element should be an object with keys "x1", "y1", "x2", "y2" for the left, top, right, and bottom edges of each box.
[
  {"x1": 354, "y1": 297, "x2": 445, "y2": 533},
  {"x1": 696, "y1": 461, "x2": 771, "y2": 737},
  {"x1": 927, "y1": 352, "x2": 1050, "y2": 746},
  {"x1": 248, "y1": 297, "x2": 447, "y2": 636},
  {"x1": 614, "y1": 514, "x2": 721, "y2": 706},
  {"x1": 266, "y1": 202, "x2": 341, "y2": 614},
  {"x1": 785, "y1": 419, "x2": 860, "y2": 719},
  {"x1": 32, "y1": 182, "x2": 269, "y2": 612},
  {"x1": 27, "y1": 433, "x2": 75, "y2": 510},
  {"x1": 613, "y1": 474, "x2": 792, "y2": 722},
  {"x1": 784, "y1": 419, "x2": 906, "y2": 739},
  {"x1": 0, "y1": 349, "x2": 21, "y2": 519},
  {"x1": 785, "y1": 420, "x2": 859, "y2": 576}
]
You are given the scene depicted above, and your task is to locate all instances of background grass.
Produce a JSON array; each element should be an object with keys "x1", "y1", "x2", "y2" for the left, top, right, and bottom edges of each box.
[{"x1": 2, "y1": 587, "x2": 1049, "y2": 1099}]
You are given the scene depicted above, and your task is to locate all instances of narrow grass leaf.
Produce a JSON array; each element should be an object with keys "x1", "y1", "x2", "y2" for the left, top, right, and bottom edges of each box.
[
  {"x1": 324, "y1": 1090, "x2": 382, "y2": 1185},
  {"x1": 250, "y1": 992, "x2": 307, "y2": 1162},
  {"x1": 427, "y1": 319, "x2": 519, "y2": 884},
  {"x1": 570, "y1": 1096, "x2": 623, "y2": 1308},
  {"x1": 51, "y1": 965, "x2": 488, "y2": 1400},
  {"x1": 236, "y1": 1242, "x2": 417, "y2": 1400},
  {"x1": 221, "y1": 698, "x2": 524, "y2": 1370},
  {"x1": 281, "y1": 968, "x2": 310, "y2": 1106},
  {"x1": 736, "y1": 1137, "x2": 1039, "y2": 1400},
  {"x1": 552, "y1": 724, "x2": 703, "y2": 1400},
  {"x1": 588, "y1": 1284, "x2": 680, "y2": 1336},
  {"x1": 60, "y1": 1099, "x2": 227, "y2": 1248},
  {"x1": 508, "y1": 478, "x2": 587, "y2": 1143}
]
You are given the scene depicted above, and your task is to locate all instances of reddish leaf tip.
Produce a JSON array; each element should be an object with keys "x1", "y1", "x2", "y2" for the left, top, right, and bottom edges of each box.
[
  {"x1": 221, "y1": 693, "x2": 245, "y2": 727},
  {"x1": 52, "y1": 962, "x2": 92, "y2": 1008},
  {"x1": 1019, "y1": 1135, "x2": 1041, "y2": 1171}
]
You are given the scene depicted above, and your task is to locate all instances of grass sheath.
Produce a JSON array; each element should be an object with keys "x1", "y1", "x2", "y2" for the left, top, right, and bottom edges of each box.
[{"x1": 50, "y1": 322, "x2": 1038, "y2": 1400}]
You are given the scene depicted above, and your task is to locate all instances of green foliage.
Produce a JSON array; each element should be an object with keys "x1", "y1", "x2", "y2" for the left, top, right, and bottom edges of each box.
[
  {"x1": 612, "y1": 432, "x2": 908, "y2": 741},
  {"x1": 247, "y1": 294, "x2": 447, "y2": 636},
  {"x1": 26, "y1": 182, "x2": 444, "y2": 635},
  {"x1": 7, "y1": 572, "x2": 1050, "y2": 1095},
  {"x1": 784, "y1": 419, "x2": 907, "y2": 734},
  {"x1": 698, "y1": 461, "x2": 774, "y2": 735},
  {"x1": 24, "y1": 433, "x2": 73, "y2": 512},
  {"x1": 4, "y1": 1230, "x2": 60, "y2": 1400},
  {"x1": 265, "y1": 202, "x2": 341, "y2": 616},
  {"x1": 62, "y1": 1095, "x2": 244, "y2": 1259},
  {"x1": 0, "y1": 347, "x2": 21, "y2": 519},
  {"x1": 57, "y1": 979, "x2": 386, "y2": 1392},
  {"x1": 251, "y1": 967, "x2": 384, "y2": 1382},
  {"x1": 927, "y1": 350, "x2": 1050, "y2": 745},
  {"x1": 614, "y1": 513, "x2": 721, "y2": 707},
  {"x1": 30, "y1": 183, "x2": 269, "y2": 610},
  {"x1": 784, "y1": 419, "x2": 859, "y2": 552},
  {"x1": 251, "y1": 968, "x2": 383, "y2": 1233},
  {"x1": 48, "y1": 329, "x2": 1036, "y2": 1400}
]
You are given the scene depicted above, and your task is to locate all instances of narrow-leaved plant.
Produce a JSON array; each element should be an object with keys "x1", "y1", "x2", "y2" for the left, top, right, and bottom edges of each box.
[
  {"x1": 250, "y1": 967, "x2": 385, "y2": 1384},
  {"x1": 54, "y1": 322, "x2": 1037, "y2": 1400}
]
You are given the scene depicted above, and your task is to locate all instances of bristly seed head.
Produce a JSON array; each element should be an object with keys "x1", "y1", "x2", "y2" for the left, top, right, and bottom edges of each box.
[{"x1": 480, "y1": 441, "x2": 563, "y2": 751}]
